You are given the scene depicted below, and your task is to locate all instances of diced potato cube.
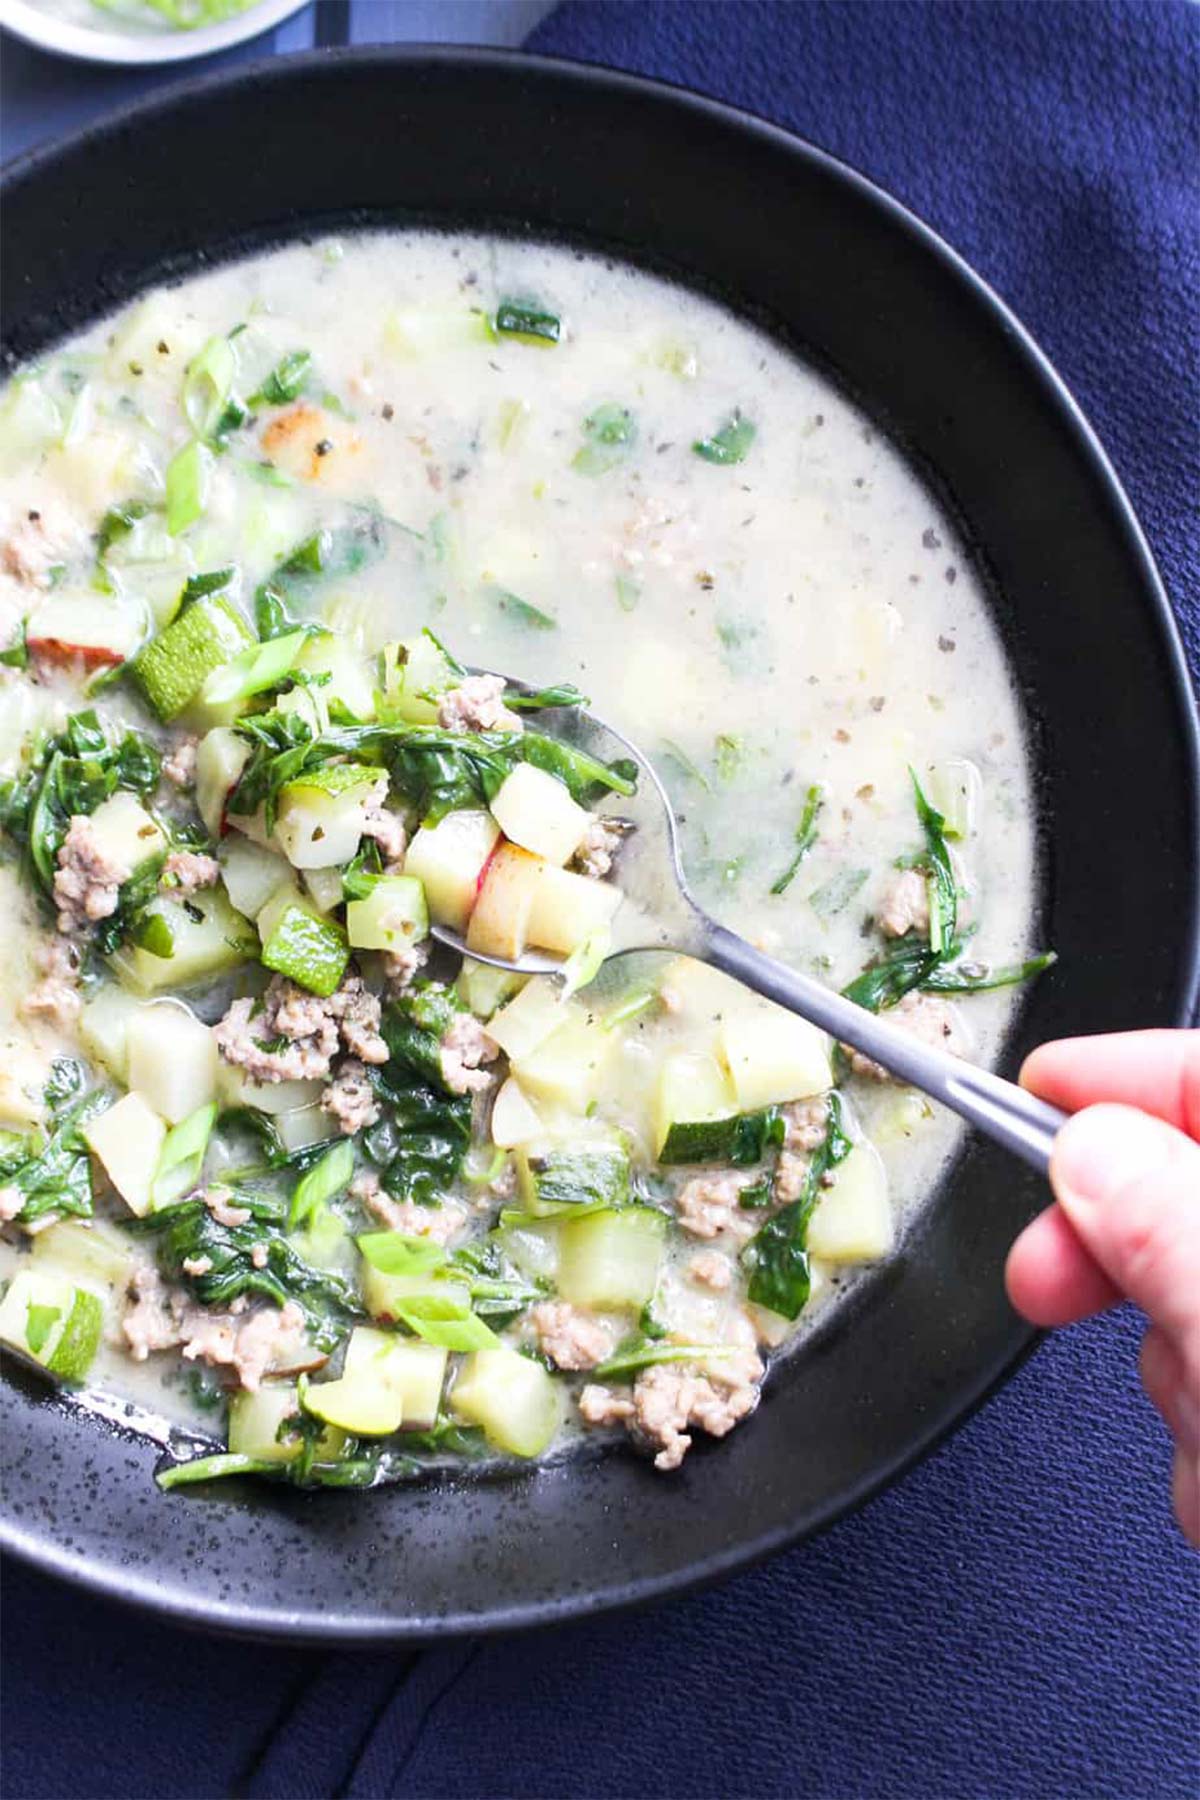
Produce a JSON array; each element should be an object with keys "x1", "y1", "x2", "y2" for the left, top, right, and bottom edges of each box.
[
  {"x1": 404, "y1": 810, "x2": 500, "y2": 931},
  {"x1": 83, "y1": 1091, "x2": 167, "y2": 1217},
  {"x1": 485, "y1": 978, "x2": 569, "y2": 1062},
  {"x1": 489, "y1": 1076, "x2": 544, "y2": 1148},
  {"x1": 126, "y1": 1002, "x2": 218, "y2": 1124},
  {"x1": 719, "y1": 1009, "x2": 831, "y2": 1110},
  {"x1": 78, "y1": 985, "x2": 143, "y2": 1084},
  {"x1": 512, "y1": 1012, "x2": 615, "y2": 1112},
  {"x1": 489, "y1": 763, "x2": 590, "y2": 866},
  {"x1": 196, "y1": 727, "x2": 251, "y2": 839},
  {"x1": 806, "y1": 1144, "x2": 893, "y2": 1262},
  {"x1": 466, "y1": 844, "x2": 543, "y2": 959},
  {"x1": 274, "y1": 765, "x2": 379, "y2": 869},
  {"x1": 525, "y1": 862, "x2": 622, "y2": 954},
  {"x1": 85, "y1": 790, "x2": 166, "y2": 874},
  {"x1": 31, "y1": 1217, "x2": 135, "y2": 1290},
  {"x1": 109, "y1": 888, "x2": 257, "y2": 996},
  {"x1": 219, "y1": 838, "x2": 291, "y2": 919}
]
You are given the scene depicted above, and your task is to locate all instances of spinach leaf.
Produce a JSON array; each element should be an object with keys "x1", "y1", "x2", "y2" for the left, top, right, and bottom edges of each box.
[
  {"x1": 5, "y1": 1090, "x2": 108, "y2": 1225},
  {"x1": 0, "y1": 620, "x2": 28, "y2": 670},
  {"x1": 254, "y1": 513, "x2": 387, "y2": 638},
  {"x1": 693, "y1": 409, "x2": 756, "y2": 466},
  {"x1": 148, "y1": 1196, "x2": 361, "y2": 1349},
  {"x1": 93, "y1": 500, "x2": 151, "y2": 594},
  {"x1": 743, "y1": 1094, "x2": 853, "y2": 1319},
  {"x1": 770, "y1": 783, "x2": 824, "y2": 895},
  {"x1": 248, "y1": 350, "x2": 312, "y2": 408},
  {"x1": 504, "y1": 684, "x2": 589, "y2": 712}
]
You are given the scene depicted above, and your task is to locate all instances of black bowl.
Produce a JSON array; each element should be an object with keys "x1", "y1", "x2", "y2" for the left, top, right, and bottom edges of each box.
[{"x1": 2, "y1": 47, "x2": 1197, "y2": 1643}]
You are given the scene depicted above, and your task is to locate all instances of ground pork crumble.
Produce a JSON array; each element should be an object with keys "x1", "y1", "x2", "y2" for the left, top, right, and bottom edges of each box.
[
  {"x1": 362, "y1": 786, "x2": 408, "y2": 867},
  {"x1": 52, "y1": 814, "x2": 130, "y2": 935},
  {"x1": 20, "y1": 935, "x2": 82, "y2": 1029},
  {"x1": 383, "y1": 939, "x2": 430, "y2": 994},
  {"x1": 355, "y1": 1173, "x2": 467, "y2": 1245},
  {"x1": 161, "y1": 850, "x2": 220, "y2": 894},
  {"x1": 1, "y1": 503, "x2": 84, "y2": 589},
  {"x1": 571, "y1": 816, "x2": 631, "y2": 879},
  {"x1": 436, "y1": 673, "x2": 523, "y2": 734},
  {"x1": 877, "y1": 867, "x2": 931, "y2": 939},
  {"x1": 160, "y1": 737, "x2": 198, "y2": 789},
  {"x1": 530, "y1": 1301, "x2": 615, "y2": 1371},
  {"x1": 121, "y1": 1268, "x2": 317, "y2": 1390},
  {"x1": 321, "y1": 1057, "x2": 380, "y2": 1134},
  {"x1": 214, "y1": 970, "x2": 387, "y2": 1084},
  {"x1": 439, "y1": 1012, "x2": 499, "y2": 1095},
  {"x1": 579, "y1": 1342, "x2": 765, "y2": 1471},
  {"x1": 675, "y1": 1170, "x2": 760, "y2": 1241},
  {"x1": 844, "y1": 990, "x2": 961, "y2": 1081}
]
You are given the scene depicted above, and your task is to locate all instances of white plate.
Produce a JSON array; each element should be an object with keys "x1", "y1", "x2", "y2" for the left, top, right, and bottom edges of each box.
[{"x1": 0, "y1": 0, "x2": 308, "y2": 65}]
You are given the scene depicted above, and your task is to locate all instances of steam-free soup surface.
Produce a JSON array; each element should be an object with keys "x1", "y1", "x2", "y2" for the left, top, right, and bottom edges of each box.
[{"x1": 0, "y1": 233, "x2": 1041, "y2": 1482}]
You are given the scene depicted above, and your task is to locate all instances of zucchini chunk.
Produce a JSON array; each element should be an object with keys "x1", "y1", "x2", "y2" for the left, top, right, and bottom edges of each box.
[
  {"x1": 0, "y1": 1269, "x2": 104, "y2": 1383},
  {"x1": 132, "y1": 593, "x2": 254, "y2": 721},
  {"x1": 556, "y1": 1207, "x2": 665, "y2": 1310},
  {"x1": 450, "y1": 1346, "x2": 561, "y2": 1456}
]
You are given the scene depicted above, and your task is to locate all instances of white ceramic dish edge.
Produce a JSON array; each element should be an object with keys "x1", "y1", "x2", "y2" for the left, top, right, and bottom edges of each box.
[{"x1": 0, "y1": 0, "x2": 307, "y2": 66}]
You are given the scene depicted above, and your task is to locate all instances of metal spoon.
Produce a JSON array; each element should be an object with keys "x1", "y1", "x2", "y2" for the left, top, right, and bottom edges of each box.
[{"x1": 430, "y1": 686, "x2": 1065, "y2": 1175}]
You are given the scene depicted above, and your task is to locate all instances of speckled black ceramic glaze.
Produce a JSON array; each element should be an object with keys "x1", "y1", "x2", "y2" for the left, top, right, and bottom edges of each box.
[{"x1": 2, "y1": 49, "x2": 1197, "y2": 1643}]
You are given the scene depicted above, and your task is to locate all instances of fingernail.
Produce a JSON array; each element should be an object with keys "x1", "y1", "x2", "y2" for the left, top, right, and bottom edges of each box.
[{"x1": 1052, "y1": 1105, "x2": 1175, "y2": 1211}]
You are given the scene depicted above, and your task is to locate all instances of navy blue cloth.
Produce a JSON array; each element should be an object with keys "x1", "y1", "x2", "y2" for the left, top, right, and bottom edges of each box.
[{"x1": 2, "y1": 4, "x2": 1198, "y2": 1798}]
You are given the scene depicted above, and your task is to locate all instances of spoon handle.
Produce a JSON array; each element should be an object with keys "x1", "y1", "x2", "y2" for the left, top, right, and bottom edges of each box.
[{"x1": 703, "y1": 923, "x2": 1066, "y2": 1176}]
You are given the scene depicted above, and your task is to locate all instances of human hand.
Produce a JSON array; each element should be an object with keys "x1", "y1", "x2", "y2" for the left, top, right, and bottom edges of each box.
[{"x1": 1006, "y1": 1030, "x2": 1200, "y2": 1545}]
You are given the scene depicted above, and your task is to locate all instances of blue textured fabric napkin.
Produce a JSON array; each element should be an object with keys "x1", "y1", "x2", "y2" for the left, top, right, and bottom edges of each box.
[{"x1": 2, "y1": 4, "x2": 1198, "y2": 1797}]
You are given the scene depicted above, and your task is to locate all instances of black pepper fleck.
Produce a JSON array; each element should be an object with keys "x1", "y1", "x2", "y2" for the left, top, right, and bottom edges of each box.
[
  {"x1": 945, "y1": 566, "x2": 958, "y2": 584},
  {"x1": 922, "y1": 527, "x2": 941, "y2": 550},
  {"x1": 314, "y1": 439, "x2": 333, "y2": 457},
  {"x1": 381, "y1": 403, "x2": 394, "y2": 421},
  {"x1": 938, "y1": 635, "x2": 957, "y2": 653}
]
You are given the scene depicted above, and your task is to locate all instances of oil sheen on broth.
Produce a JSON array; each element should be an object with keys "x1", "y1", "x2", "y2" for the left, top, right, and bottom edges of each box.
[{"x1": 0, "y1": 234, "x2": 1039, "y2": 1474}]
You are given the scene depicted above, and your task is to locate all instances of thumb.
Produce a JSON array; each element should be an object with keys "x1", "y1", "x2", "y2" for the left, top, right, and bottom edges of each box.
[{"x1": 1050, "y1": 1103, "x2": 1200, "y2": 1371}]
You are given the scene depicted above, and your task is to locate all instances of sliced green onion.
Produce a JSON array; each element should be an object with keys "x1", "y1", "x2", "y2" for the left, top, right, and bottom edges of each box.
[
  {"x1": 202, "y1": 628, "x2": 308, "y2": 707},
  {"x1": 397, "y1": 1307, "x2": 499, "y2": 1352},
  {"x1": 693, "y1": 410, "x2": 756, "y2": 466},
  {"x1": 573, "y1": 404, "x2": 637, "y2": 475},
  {"x1": 615, "y1": 574, "x2": 640, "y2": 613},
  {"x1": 128, "y1": 911, "x2": 176, "y2": 959},
  {"x1": 157, "y1": 1452, "x2": 278, "y2": 1490},
  {"x1": 356, "y1": 1231, "x2": 447, "y2": 1276},
  {"x1": 289, "y1": 1138, "x2": 354, "y2": 1230},
  {"x1": 493, "y1": 301, "x2": 561, "y2": 346},
  {"x1": 560, "y1": 926, "x2": 612, "y2": 999},
  {"x1": 601, "y1": 985, "x2": 659, "y2": 1031},
  {"x1": 808, "y1": 866, "x2": 869, "y2": 921},
  {"x1": 770, "y1": 784, "x2": 824, "y2": 896},
  {"x1": 593, "y1": 1339, "x2": 739, "y2": 1381},
  {"x1": 183, "y1": 336, "x2": 237, "y2": 440},
  {"x1": 152, "y1": 1101, "x2": 217, "y2": 1207},
  {"x1": 462, "y1": 1146, "x2": 507, "y2": 1186},
  {"x1": 249, "y1": 350, "x2": 312, "y2": 408},
  {"x1": 165, "y1": 439, "x2": 213, "y2": 536},
  {"x1": 493, "y1": 588, "x2": 557, "y2": 631}
]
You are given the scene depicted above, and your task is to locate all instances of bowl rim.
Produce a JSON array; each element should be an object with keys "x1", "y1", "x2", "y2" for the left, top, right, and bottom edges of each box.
[
  {"x1": 1, "y1": 43, "x2": 1197, "y2": 1642},
  {"x1": 0, "y1": 0, "x2": 308, "y2": 68}
]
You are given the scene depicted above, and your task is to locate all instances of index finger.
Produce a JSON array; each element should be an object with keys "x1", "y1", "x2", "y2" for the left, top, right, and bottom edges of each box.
[{"x1": 1021, "y1": 1031, "x2": 1200, "y2": 1138}]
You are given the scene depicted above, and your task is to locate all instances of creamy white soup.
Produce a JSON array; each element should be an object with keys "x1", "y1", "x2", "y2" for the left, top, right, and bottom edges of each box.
[{"x1": 0, "y1": 233, "x2": 1048, "y2": 1484}]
